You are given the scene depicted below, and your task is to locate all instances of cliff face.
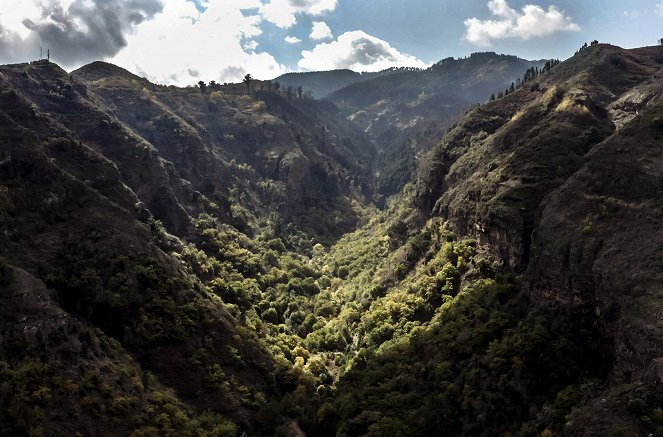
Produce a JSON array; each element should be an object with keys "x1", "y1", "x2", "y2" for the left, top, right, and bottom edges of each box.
[
  {"x1": 417, "y1": 45, "x2": 663, "y2": 271},
  {"x1": 525, "y1": 71, "x2": 663, "y2": 435}
]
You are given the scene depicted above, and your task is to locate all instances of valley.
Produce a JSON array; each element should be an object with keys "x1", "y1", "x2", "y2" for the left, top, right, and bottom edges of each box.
[{"x1": 1, "y1": 42, "x2": 662, "y2": 437}]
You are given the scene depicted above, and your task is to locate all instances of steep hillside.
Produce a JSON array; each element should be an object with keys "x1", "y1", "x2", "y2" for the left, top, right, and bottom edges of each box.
[
  {"x1": 73, "y1": 61, "x2": 377, "y2": 241},
  {"x1": 0, "y1": 61, "x2": 284, "y2": 433},
  {"x1": 329, "y1": 52, "x2": 546, "y2": 200},
  {"x1": 0, "y1": 59, "x2": 373, "y2": 435},
  {"x1": 328, "y1": 43, "x2": 663, "y2": 435},
  {"x1": 525, "y1": 63, "x2": 663, "y2": 435},
  {"x1": 417, "y1": 44, "x2": 663, "y2": 270}
]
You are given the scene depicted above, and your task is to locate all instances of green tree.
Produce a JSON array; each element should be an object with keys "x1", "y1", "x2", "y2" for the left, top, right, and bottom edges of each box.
[
  {"x1": 243, "y1": 74, "x2": 252, "y2": 95},
  {"x1": 197, "y1": 80, "x2": 207, "y2": 94}
]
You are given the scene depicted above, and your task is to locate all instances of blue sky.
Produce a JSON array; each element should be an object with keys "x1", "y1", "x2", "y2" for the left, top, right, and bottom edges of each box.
[
  {"x1": 0, "y1": 0, "x2": 661, "y2": 84},
  {"x1": 248, "y1": 0, "x2": 663, "y2": 65}
]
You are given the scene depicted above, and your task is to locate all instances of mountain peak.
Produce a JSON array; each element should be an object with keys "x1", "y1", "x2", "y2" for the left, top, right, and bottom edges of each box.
[{"x1": 72, "y1": 61, "x2": 148, "y2": 84}]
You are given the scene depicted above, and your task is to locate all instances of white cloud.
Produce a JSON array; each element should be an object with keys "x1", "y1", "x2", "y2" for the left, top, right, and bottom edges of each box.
[
  {"x1": 285, "y1": 35, "x2": 302, "y2": 44},
  {"x1": 309, "y1": 21, "x2": 332, "y2": 40},
  {"x1": 623, "y1": 10, "x2": 640, "y2": 18},
  {"x1": 259, "y1": 0, "x2": 337, "y2": 28},
  {"x1": 109, "y1": 1, "x2": 285, "y2": 85},
  {"x1": 0, "y1": 2, "x2": 41, "y2": 39},
  {"x1": 298, "y1": 30, "x2": 427, "y2": 72},
  {"x1": 464, "y1": 0, "x2": 580, "y2": 47},
  {"x1": 657, "y1": 2, "x2": 663, "y2": 16}
]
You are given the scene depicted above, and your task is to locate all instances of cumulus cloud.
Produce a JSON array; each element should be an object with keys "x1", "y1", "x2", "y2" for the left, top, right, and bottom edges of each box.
[
  {"x1": 298, "y1": 30, "x2": 427, "y2": 72},
  {"x1": 285, "y1": 35, "x2": 302, "y2": 44},
  {"x1": 259, "y1": 0, "x2": 337, "y2": 28},
  {"x1": 309, "y1": 21, "x2": 332, "y2": 40},
  {"x1": 657, "y1": 2, "x2": 663, "y2": 16},
  {"x1": 464, "y1": 0, "x2": 580, "y2": 47},
  {"x1": 109, "y1": 1, "x2": 285, "y2": 85},
  {"x1": 0, "y1": 0, "x2": 163, "y2": 66}
]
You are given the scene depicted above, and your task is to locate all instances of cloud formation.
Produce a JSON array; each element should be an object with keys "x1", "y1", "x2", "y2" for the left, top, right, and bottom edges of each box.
[
  {"x1": 109, "y1": 1, "x2": 285, "y2": 85},
  {"x1": 285, "y1": 35, "x2": 302, "y2": 44},
  {"x1": 309, "y1": 21, "x2": 332, "y2": 40},
  {"x1": 657, "y1": 2, "x2": 663, "y2": 16},
  {"x1": 298, "y1": 30, "x2": 426, "y2": 72},
  {"x1": 464, "y1": 0, "x2": 580, "y2": 47},
  {"x1": 0, "y1": 0, "x2": 163, "y2": 66},
  {"x1": 259, "y1": 0, "x2": 337, "y2": 28}
]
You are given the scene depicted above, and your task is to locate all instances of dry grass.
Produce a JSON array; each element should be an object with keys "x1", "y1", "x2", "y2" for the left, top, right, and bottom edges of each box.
[
  {"x1": 555, "y1": 96, "x2": 590, "y2": 113},
  {"x1": 250, "y1": 101, "x2": 267, "y2": 112},
  {"x1": 541, "y1": 85, "x2": 559, "y2": 107},
  {"x1": 510, "y1": 111, "x2": 525, "y2": 122},
  {"x1": 209, "y1": 91, "x2": 224, "y2": 101}
]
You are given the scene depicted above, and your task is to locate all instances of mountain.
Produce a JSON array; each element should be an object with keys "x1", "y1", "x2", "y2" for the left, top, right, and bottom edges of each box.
[
  {"x1": 329, "y1": 52, "x2": 547, "y2": 200},
  {"x1": 1, "y1": 42, "x2": 663, "y2": 437},
  {"x1": 71, "y1": 61, "x2": 377, "y2": 241},
  {"x1": 0, "y1": 60, "x2": 279, "y2": 435},
  {"x1": 333, "y1": 43, "x2": 663, "y2": 435},
  {"x1": 0, "y1": 59, "x2": 377, "y2": 435},
  {"x1": 272, "y1": 69, "x2": 382, "y2": 99},
  {"x1": 276, "y1": 54, "x2": 547, "y2": 202}
]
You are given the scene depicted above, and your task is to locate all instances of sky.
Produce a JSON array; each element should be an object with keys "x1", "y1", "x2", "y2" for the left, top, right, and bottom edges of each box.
[{"x1": 0, "y1": 0, "x2": 661, "y2": 85}]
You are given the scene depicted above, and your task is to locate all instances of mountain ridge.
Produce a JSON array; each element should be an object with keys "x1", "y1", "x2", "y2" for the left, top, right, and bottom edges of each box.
[{"x1": 273, "y1": 52, "x2": 545, "y2": 100}]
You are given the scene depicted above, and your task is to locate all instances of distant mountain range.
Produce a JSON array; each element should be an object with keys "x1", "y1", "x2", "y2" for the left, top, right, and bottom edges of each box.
[
  {"x1": 272, "y1": 69, "x2": 380, "y2": 99},
  {"x1": 274, "y1": 53, "x2": 545, "y2": 100}
]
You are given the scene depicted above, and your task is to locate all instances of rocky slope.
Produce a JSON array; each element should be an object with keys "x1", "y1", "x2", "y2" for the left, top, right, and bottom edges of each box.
[
  {"x1": 72, "y1": 61, "x2": 377, "y2": 241},
  {"x1": 526, "y1": 60, "x2": 663, "y2": 435},
  {"x1": 417, "y1": 44, "x2": 663, "y2": 271}
]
